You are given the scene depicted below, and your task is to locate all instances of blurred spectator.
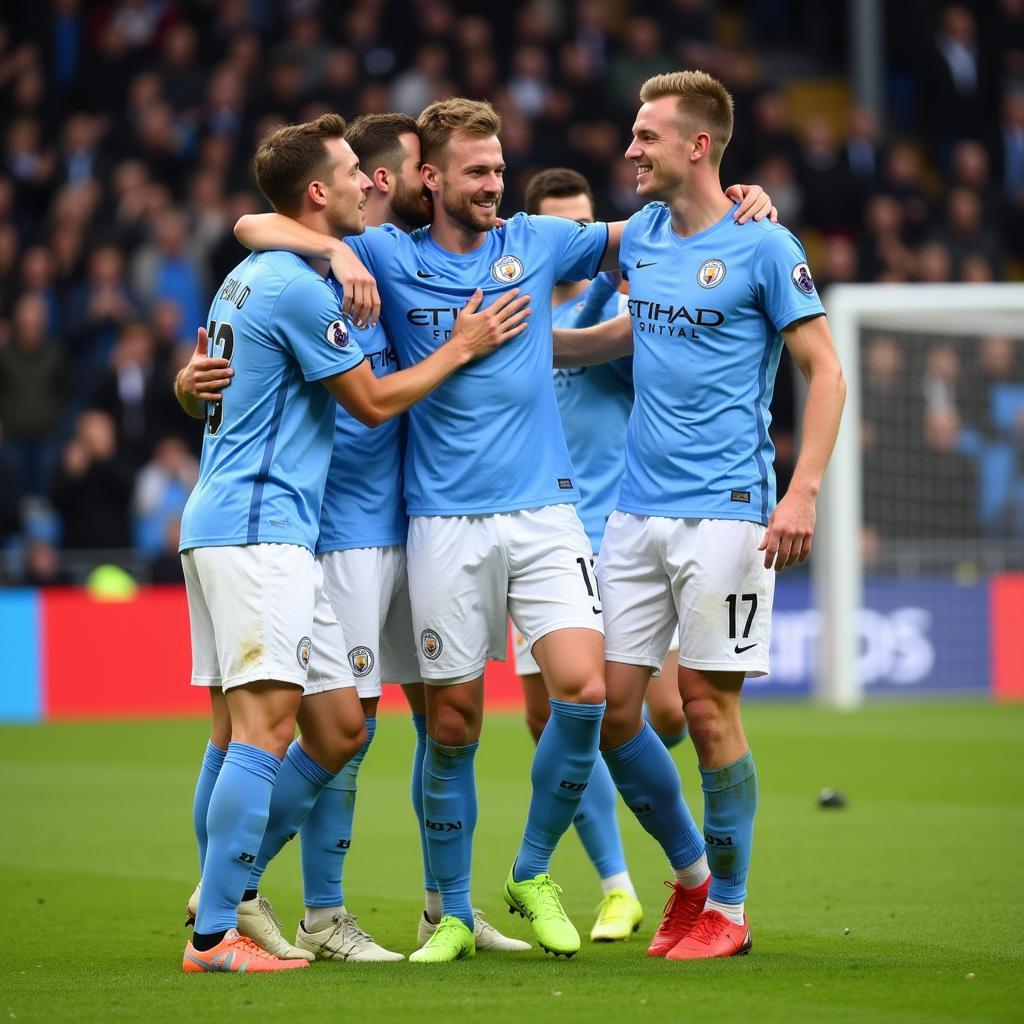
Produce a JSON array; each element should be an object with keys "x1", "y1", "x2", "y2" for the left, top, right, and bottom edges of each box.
[
  {"x1": 915, "y1": 406, "x2": 978, "y2": 536},
  {"x1": 131, "y1": 210, "x2": 205, "y2": 336},
  {"x1": 608, "y1": 18, "x2": 673, "y2": 113},
  {"x1": 49, "y1": 409, "x2": 133, "y2": 549},
  {"x1": 21, "y1": 539, "x2": 70, "y2": 586},
  {"x1": 796, "y1": 116, "x2": 858, "y2": 232},
  {"x1": 132, "y1": 436, "x2": 197, "y2": 557},
  {"x1": 93, "y1": 321, "x2": 163, "y2": 462},
  {"x1": 934, "y1": 187, "x2": 1003, "y2": 277},
  {"x1": 920, "y1": 5, "x2": 997, "y2": 157},
  {"x1": 0, "y1": 294, "x2": 68, "y2": 495},
  {"x1": 65, "y1": 244, "x2": 139, "y2": 396}
]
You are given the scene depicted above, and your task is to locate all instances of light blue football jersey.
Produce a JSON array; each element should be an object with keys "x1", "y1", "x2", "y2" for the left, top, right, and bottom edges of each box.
[
  {"x1": 552, "y1": 284, "x2": 632, "y2": 551},
  {"x1": 618, "y1": 202, "x2": 825, "y2": 525},
  {"x1": 317, "y1": 308, "x2": 408, "y2": 554},
  {"x1": 179, "y1": 251, "x2": 365, "y2": 553},
  {"x1": 346, "y1": 213, "x2": 609, "y2": 516}
]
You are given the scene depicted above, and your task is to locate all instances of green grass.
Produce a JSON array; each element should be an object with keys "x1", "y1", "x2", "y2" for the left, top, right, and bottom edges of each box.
[{"x1": 1, "y1": 704, "x2": 1021, "y2": 1023}]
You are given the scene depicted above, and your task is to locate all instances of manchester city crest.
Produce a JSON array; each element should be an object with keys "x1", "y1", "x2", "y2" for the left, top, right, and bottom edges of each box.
[
  {"x1": 697, "y1": 259, "x2": 726, "y2": 288},
  {"x1": 348, "y1": 646, "x2": 374, "y2": 676},
  {"x1": 420, "y1": 629, "x2": 443, "y2": 660},
  {"x1": 296, "y1": 636, "x2": 312, "y2": 670},
  {"x1": 491, "y1": 255, "x2": 524, "y2": 284},
  {"x1": 325, "y1": 318, "x2": 350, "y2": 348}
]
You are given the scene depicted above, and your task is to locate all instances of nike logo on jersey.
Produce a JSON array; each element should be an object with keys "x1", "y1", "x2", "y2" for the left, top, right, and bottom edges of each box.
[
  {"x1": 734, "y1": 643, "x2": 757, "y2": 654},
  {"x1": 416, "y1": 269, "x2": 438, "y2": 279},
  {"x1": 635, "y1": 259, "x2": 657, "y2": 269}
]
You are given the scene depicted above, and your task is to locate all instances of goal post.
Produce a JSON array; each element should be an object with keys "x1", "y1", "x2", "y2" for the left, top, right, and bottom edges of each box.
[{"x1": 813, "y1": 284, "x2": 1024, "y2": 707}]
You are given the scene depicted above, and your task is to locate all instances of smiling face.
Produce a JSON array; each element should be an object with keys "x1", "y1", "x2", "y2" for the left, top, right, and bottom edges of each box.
[
  {"x1": 426, "y1": 132, "x2": 504, "y2": 233},
  {"x1": 322, "y1": 137, "x2": 373, "y2": 236},
  {"x1": 624, "y1": 95, "x2": 694, "y2": 202}
]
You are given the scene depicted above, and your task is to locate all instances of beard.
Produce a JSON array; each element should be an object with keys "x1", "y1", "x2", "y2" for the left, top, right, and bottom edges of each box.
[
  {"x1": 440, "y1": 184, "x2": 502, "y2": 233},
  {"x1": 391, "y1": 176, "x2": 432, "y2": 229}
]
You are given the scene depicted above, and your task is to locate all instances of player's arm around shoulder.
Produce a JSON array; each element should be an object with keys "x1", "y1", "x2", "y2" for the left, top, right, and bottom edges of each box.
[
  {"x1": 234, "y1": 212, "x2": 381, "y2": 327},
  {"x1": 761, "y1": 311, "x2": 846, "y2": 572},
  {"x1": 322, "y1": 287, "x2": 532, "y2": 427}
]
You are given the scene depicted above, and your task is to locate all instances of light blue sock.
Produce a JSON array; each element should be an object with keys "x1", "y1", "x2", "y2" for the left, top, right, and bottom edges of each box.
[
  {"x1": 422, "y1": 737, "x2": 477, "y2": 929},
  {"x1": 246, "y1": 740, "x2": 334, "y2": 892},
  {"x1": 193, "y1": 741, "x2": 226, "y2": 874},
  {"x1": 195, "y1": 742, "x2": 281, "y2": 934},
  {"x1": 299, "y1": 718, "x2": 377, "y2": 908},
  {"x1": 700, "y1": 750, "x2": 758, "y2": 904},
  {"x1": 411, "y1": 714, "x2": 438, "y2": 894},
  {"x1": 515, "y1": 699, "x2": 605, "y2": 881},
  {"x1": 602, "y1": 722, "x2": 705, "y2": 870},
  {"x1": 572, "y1": 753, "x2": 627, "y2": 879}
]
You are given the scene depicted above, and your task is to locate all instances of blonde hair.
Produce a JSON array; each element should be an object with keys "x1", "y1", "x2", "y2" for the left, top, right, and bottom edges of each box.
[
  {"x1": 639, "y1": 71, "x2": 734, "y2": 166},
  {"x1": 417, "y1": 98, "x2": 502, "y2": 167}
]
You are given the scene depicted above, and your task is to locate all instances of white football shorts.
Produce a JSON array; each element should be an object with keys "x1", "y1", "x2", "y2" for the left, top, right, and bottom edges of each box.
[
  {"x1": 407, "y1": 504, "x2": 604, "y2": 683},
  {"x1": 598, "y1": 513, "x2": 774, "y2": 677},
  {"x1": 182, "y1": 543, "x2": 354, "y2": 694},
  {"x1": 318, "y1": 545, "x2": 420, "y2": 698}
]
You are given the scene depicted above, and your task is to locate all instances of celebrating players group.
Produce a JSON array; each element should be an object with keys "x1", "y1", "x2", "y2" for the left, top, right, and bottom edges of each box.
[{"x1": 174, "y1": 69, "x2": 845, "y2": 973}]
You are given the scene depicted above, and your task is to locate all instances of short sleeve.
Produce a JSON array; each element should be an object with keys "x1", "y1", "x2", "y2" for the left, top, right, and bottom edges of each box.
[
  {"x1": 273, "y1": 274, "x2": 365, "y2": 382},
  {"x1": 529, "y1": 215, "x2": 609, "y2": 282},
  {"x1": 754, "y1": 228, "x2": 826, "y2": 332},
  {"x1": 618, "y1": 211, "x2": 640, "y2": 274}
]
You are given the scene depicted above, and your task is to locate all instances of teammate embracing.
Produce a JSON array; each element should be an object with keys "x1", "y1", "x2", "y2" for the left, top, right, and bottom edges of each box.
[
  {"x1": 555, "y1": 72, "x2": 845, "y2": 960},
  {"x1": 176, "y1": 114, "x2": 519, "y2": 973},
  {"x1": 236, "y1": 98, "x2": 775, "y2": 963}
]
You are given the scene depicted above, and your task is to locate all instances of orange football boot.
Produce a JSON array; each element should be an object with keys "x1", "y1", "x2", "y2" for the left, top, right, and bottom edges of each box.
[
  {"x1": 665, "y1": 908, "x2": 752, "y2": 960},
  {"x1": 646, "y1": 876, "x2": 711, "y2": 957},
  {"x1": 182, "y1": 928, "x2": 311, "y2": 973}
]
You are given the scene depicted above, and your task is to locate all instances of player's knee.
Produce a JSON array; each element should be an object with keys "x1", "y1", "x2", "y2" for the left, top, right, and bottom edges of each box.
[
  {"x1": 649, "y1": 706, "x2": 687, "y2": 740},
  {"x1": 682, "y1": 696, "x2": 726, "y2": 756},
  {"x1": 553, "y1": 672, "x2": 605, "y2": 707},
  {"x1": 430, "y1": 703, "x2": 476, "y2": 747},
  {"x1": 600, "y1": 700, "x2": 641, "y2": 749}
]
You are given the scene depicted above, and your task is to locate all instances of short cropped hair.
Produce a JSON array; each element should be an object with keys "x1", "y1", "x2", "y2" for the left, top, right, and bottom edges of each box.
[
  {"x1": 524, "y1": 168, "x2": 595, "y2": 215},
  {"x1": 417, "y1": 98, "x2": 502, "y2": 167},
  {"x1": 345, "y1": 112, "x2": 419, "y2": 173},
  {"x1": 253, "y1": 113, "x2": 348, "y2": 213},
  {"x1": 639, "y1": 71, "x2": 734, "y2": 165}
]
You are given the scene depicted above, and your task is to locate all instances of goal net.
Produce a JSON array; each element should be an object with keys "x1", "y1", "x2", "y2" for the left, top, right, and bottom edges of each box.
[{"x1": 810, "y1": 284, "x2": 1024, "y2": 706}]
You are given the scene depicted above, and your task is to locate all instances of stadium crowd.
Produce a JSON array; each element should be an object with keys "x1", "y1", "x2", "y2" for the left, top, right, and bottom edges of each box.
[{"x1": 0, "y1": 0, "x2": 1021, "y2": 582}]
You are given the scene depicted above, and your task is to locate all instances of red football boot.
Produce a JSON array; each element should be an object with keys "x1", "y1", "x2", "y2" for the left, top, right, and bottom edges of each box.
[
  {"x1": 665, "y1": 909, "x2": 752, "y2": 961},
  {"x1": 646, "y1": 876, "x2": 711, "y2": 957}
]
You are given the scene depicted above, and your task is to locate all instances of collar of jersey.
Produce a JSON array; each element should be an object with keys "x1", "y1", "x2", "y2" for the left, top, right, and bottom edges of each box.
[
  {"x1": 664, "y1": 202, "x2": 738, "y2": 248},
  {"x1": 421, "y1": 226, "x2": 499, "y2": 263}
]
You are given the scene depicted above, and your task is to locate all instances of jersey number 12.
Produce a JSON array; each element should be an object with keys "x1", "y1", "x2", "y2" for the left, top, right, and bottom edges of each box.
[{"x1": 205, "y1": 320, "x2": 235, "y2": 436}]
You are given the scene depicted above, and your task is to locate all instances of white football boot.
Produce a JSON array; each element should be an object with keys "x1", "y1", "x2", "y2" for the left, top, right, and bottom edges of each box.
[{"x1": 296, "y1": 912, "x2": 405, "y2": 962}]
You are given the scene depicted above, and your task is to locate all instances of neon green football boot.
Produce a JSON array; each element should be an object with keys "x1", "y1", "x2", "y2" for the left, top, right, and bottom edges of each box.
[
  {"x1": 503, "y1": 869, "x2": 580, "y2": 957},
  {"x1": 408, "y1": 914, "x2": 476, "y2": 963},
  {"x1": 590, "y1": 888, "x2": 644, "y2": 942}
]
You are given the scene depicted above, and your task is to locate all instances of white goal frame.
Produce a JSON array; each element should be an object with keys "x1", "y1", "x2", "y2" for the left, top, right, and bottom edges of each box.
[{"x1": 815, "y1": 284, "x2": 1024, "y2": 707}]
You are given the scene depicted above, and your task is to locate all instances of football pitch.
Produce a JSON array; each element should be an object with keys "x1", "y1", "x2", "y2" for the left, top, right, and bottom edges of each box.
[{"x1": 1, "y1": 702, "x2": 1021, "y2": 1023}]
